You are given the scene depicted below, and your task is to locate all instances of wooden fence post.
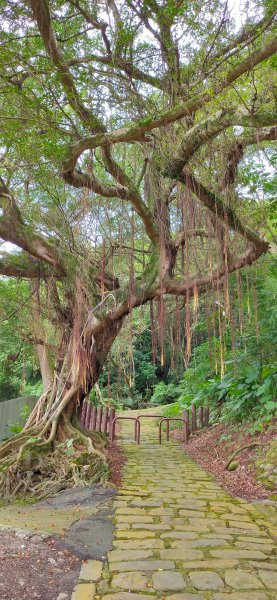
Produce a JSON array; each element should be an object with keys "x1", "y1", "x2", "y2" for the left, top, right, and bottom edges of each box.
[
  {"x1": 184, "y1": 420, "x2": 189, "y2": 444},
  {"x1": 191, "y1": 405, "x2": 197, "y2": 430},
  {"x1": 183, "y1": 409, "x2": 190, "y2": 434},
  {"x1": 198, "y1": 406, "x2": 204, "y2": 428},
  {"x1": 102, "y1": 407, "x2": 109, "y2": 434},
  {"x1": 182, "y1": 410, "x2": 190, "y2": 443},
  {"x1": 204, "y1": 406, "x2": 210, "y2": 427},
  {"x1": 90, "y1": 406, "x2": 96, "y2": 430},
  {"x1": 96, "y1": 406, "x2": 103, "y2": 432},
  {"x1": 85, "y1": 402, "x2": 91, "y2": 429}
]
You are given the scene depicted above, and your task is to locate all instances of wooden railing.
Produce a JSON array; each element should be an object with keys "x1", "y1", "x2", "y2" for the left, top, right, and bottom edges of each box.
[
  {"x1": 79, "y1": 402, "x2": 210, "y2": 443},
  {"x1": 182, "y1": 405, "x2": 210, "y2": 443},
  {"x1": 79, "y1": 402, "x2": 115, "y2": 436}
]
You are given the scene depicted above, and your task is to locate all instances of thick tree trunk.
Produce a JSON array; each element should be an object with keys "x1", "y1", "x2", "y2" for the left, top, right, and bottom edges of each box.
[{"x1": 0, "y1": 315, "x2": 123, "y2": 501}]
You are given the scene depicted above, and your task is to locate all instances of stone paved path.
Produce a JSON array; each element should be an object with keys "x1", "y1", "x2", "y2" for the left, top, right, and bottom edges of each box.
[{"x1": 72, "y1": 413, "x2": 277, "y2": 600}]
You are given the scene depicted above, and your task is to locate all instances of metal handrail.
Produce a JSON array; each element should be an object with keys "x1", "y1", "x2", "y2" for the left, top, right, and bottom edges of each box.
[
  {"x1": 136, "y1": 414, "x2": 164, "y2": 420},
  {"x1": 159, "y1": 417, "x2": 189, "y2": 444},
  {"x1": 111, "y1": 416, "x2": 141, "y2": 443}
]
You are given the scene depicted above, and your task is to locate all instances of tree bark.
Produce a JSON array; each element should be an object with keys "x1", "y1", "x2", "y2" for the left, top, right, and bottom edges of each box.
[{"x1": 31, "y1": 281, "x2": 53, "y2": 392}]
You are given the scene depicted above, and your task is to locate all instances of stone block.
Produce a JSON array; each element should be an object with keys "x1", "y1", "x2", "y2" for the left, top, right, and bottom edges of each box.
[
  {"x1": 258, "y1": 570, "x2": 277, "y2": 589},
  {"x1": 167, "y1": 594, "x2": 205, "y2": 600},
  {"x1": 115, "y1": 530, "x2": 155, "y2": 538},
  {"x1": 108, "y1": 549, "x2": 153, "y2": 562},
  {"x1": 189, "y1": 571, "x2": 224, "y2": 590},
  {"x1": 109, "y1": 559, "x2": 175, "y2": 572},
  {"x1": 113, "y1": 538, "x2": 164, "y2": 550},
  {"x1": 152, "y1": 570, "x2": 186, "y2": 591},
  {"x1": 111, "y1": 571, "x2": 149, "y2": 590},
  {"x1": 71, "y1": 583, "x2": 96, "y2": 600},
  {"x1": 160, "y1": 549, "x2": 204, "y2": 560},
  {"x1": 170, "y1": 538, "x2": 228, "y2": 548},
  {"x1": 78, "y1": 561, "x2": 103, "y2": 583},
  {"x1": 210, "y1": 549, "x2": 267, "y2": 560},
  {"x1": 180, "y1": 560, "x2": 239, "y2": 570},
  {"x1": 213, "y1": 593, "x2": 269, "y2": 600},
  {"x1": 161, "y1": 531, "x2": 198, "y2": 540},
  {"x1": 224, "y1": 569, "x2": 264, "y2": 589},
  {"x1": 102, "y1": 594, "x2": 157, "y2": 600}
]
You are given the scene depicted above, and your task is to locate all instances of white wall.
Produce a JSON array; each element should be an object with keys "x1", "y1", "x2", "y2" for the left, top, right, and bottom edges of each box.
[{"x1": 0, "y1": 396, "x2": 38, "y2": 440}]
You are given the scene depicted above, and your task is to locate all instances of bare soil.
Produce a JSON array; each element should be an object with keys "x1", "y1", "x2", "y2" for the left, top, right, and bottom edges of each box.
[
  {"x1": 0, "y1": 438, "x2": 124, "y2": 600},
  {"x1": 174, "y1": 422, "x2": 277, "y2": 500},
  {"x1": 106, "y1": 440, "x2": 125, "y2": 487},
  {"x1": 0, "y1": 529, "x2": 80, "y2": 600}
]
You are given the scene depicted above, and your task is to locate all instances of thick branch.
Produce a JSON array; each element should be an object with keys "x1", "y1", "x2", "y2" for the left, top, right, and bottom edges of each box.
[
  {"x1": 63, "y1": 149, "x2": 158, "y2": 244},
  {"x1": 165, "y1": 244, "x2": 267, "y2": 296},
  {"x1": 0, "y1": 183, "x2": 66, "y2": 275},
  {"x1": 101, "y1": 146, "x2": 158, "y2": 244},
  {"x1": 67, "y1": 54, "x2": 163, "y2": 89},
  {"x1": 29, "y1": 0, "x2": 105, "y2": 133},
  {"x1": 174, "y1": 229, "x2": 211, "y2": 249},
  {"x1": 62, "y1": 37, "x2": 277, "y2": 169},
  {"x1": 164, "y1": 109, "x2": 277, "y2": 177},
  {"x1": 0, "y1": 253, "x2": 40, "y2": 278},
  {"x1": 179, "y1": 169, "x2": 269, "y2": 254}
]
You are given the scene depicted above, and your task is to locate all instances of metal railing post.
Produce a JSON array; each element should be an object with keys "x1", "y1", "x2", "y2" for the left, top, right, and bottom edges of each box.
[
  {"x1": 111, "y1": 417, "x2": 140, "y2": 443},
  {"x1": 159, "y1": 418, "x2": 188, "y2": 444},
  {"x1": 109, "y1": 407, "x2": 115, "y2": 438}
]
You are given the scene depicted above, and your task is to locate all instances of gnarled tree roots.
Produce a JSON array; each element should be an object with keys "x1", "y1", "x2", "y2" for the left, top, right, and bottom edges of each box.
[{"x1": 0, "y1": 413, "x2": 109, "y2": 502}]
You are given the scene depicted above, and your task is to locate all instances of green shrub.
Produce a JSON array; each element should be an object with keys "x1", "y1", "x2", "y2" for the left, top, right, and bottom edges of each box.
[{"x1": 150, "y1": 382, "x2": 181, "y2": 405}]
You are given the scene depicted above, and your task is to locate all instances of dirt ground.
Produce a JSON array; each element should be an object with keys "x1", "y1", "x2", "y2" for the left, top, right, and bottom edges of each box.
[
  {"x1": 0, "y1": 529, "x2": 80, "y2": 600},
  {"x1": 0, "y1": 439, "x2": 123, "y2": 600},
  {"x1": 106, "y1": 440, "x2": 125, "y2": 487},
  {"x1": 174, "y1": 421, "x2": 277, "y2": 500}
]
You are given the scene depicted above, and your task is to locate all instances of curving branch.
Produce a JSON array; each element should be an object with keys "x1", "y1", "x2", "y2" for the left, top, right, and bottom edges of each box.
[
  {"x1": 0, "y1": 181, "x2": 66, "y2": 275},
  {"x1": 174, "y1": 229, "x2": 212, "y2": 249},
  {"x1": 61, "y1": 37, "x2": 277, "y2": 169},
  {"x1": 0, "y1": 253, "x2": 41, "y2": 278},
  {"x1": 163, "y1": 109, "x2": 277, "y2": 177},
  {"x1": 29, "y1": 0, "x2": 105, "y2": 134},
  {"x1": 178, "y1": 169, "x2": 269, "y2": 255},
  {"x1": 205, "y1": 9, "x2": 277, "y2": 72},
  {"x1": 165, "y1": 244, "x2": 266, "y2": 296},
  {"x1": 62, "y1": 158, "x2": 158, "y2": 244},
  {"x1": 67, "y1": 54, "x2": 163, "y2": 90}
]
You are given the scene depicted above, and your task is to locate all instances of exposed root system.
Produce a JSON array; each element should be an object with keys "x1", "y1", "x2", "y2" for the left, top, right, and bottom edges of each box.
[
  {"x1": 0, "y1": 430, "x2": 109, "y2": 501},
  {"x1": 0, "y1": 385, "x2": 109, "y2": 501}
]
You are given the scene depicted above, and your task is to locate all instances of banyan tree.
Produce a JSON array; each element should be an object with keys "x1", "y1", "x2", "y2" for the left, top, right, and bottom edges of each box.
[{"x1": 0, "y1": 0, "x2": 276, "y2": 498}]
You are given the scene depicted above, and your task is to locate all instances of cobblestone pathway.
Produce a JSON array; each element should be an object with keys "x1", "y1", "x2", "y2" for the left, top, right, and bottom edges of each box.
[{"x1": 72, "y1": 415, "x2": 277, "y2": 600}]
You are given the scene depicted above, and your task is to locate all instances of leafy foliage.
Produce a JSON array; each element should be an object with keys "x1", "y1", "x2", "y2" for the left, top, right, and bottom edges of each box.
[
  {"x1": 150, "y1": 381, "x2": 182, "y2": 406},
  {"x1": 169, "y1": 256, "x2": 277, "y2": 425}
]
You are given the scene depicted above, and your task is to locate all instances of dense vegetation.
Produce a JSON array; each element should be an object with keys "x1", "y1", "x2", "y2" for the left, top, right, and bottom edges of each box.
[{"x1": 0, "y1": 0, "x2": 276, "y2": 499}]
